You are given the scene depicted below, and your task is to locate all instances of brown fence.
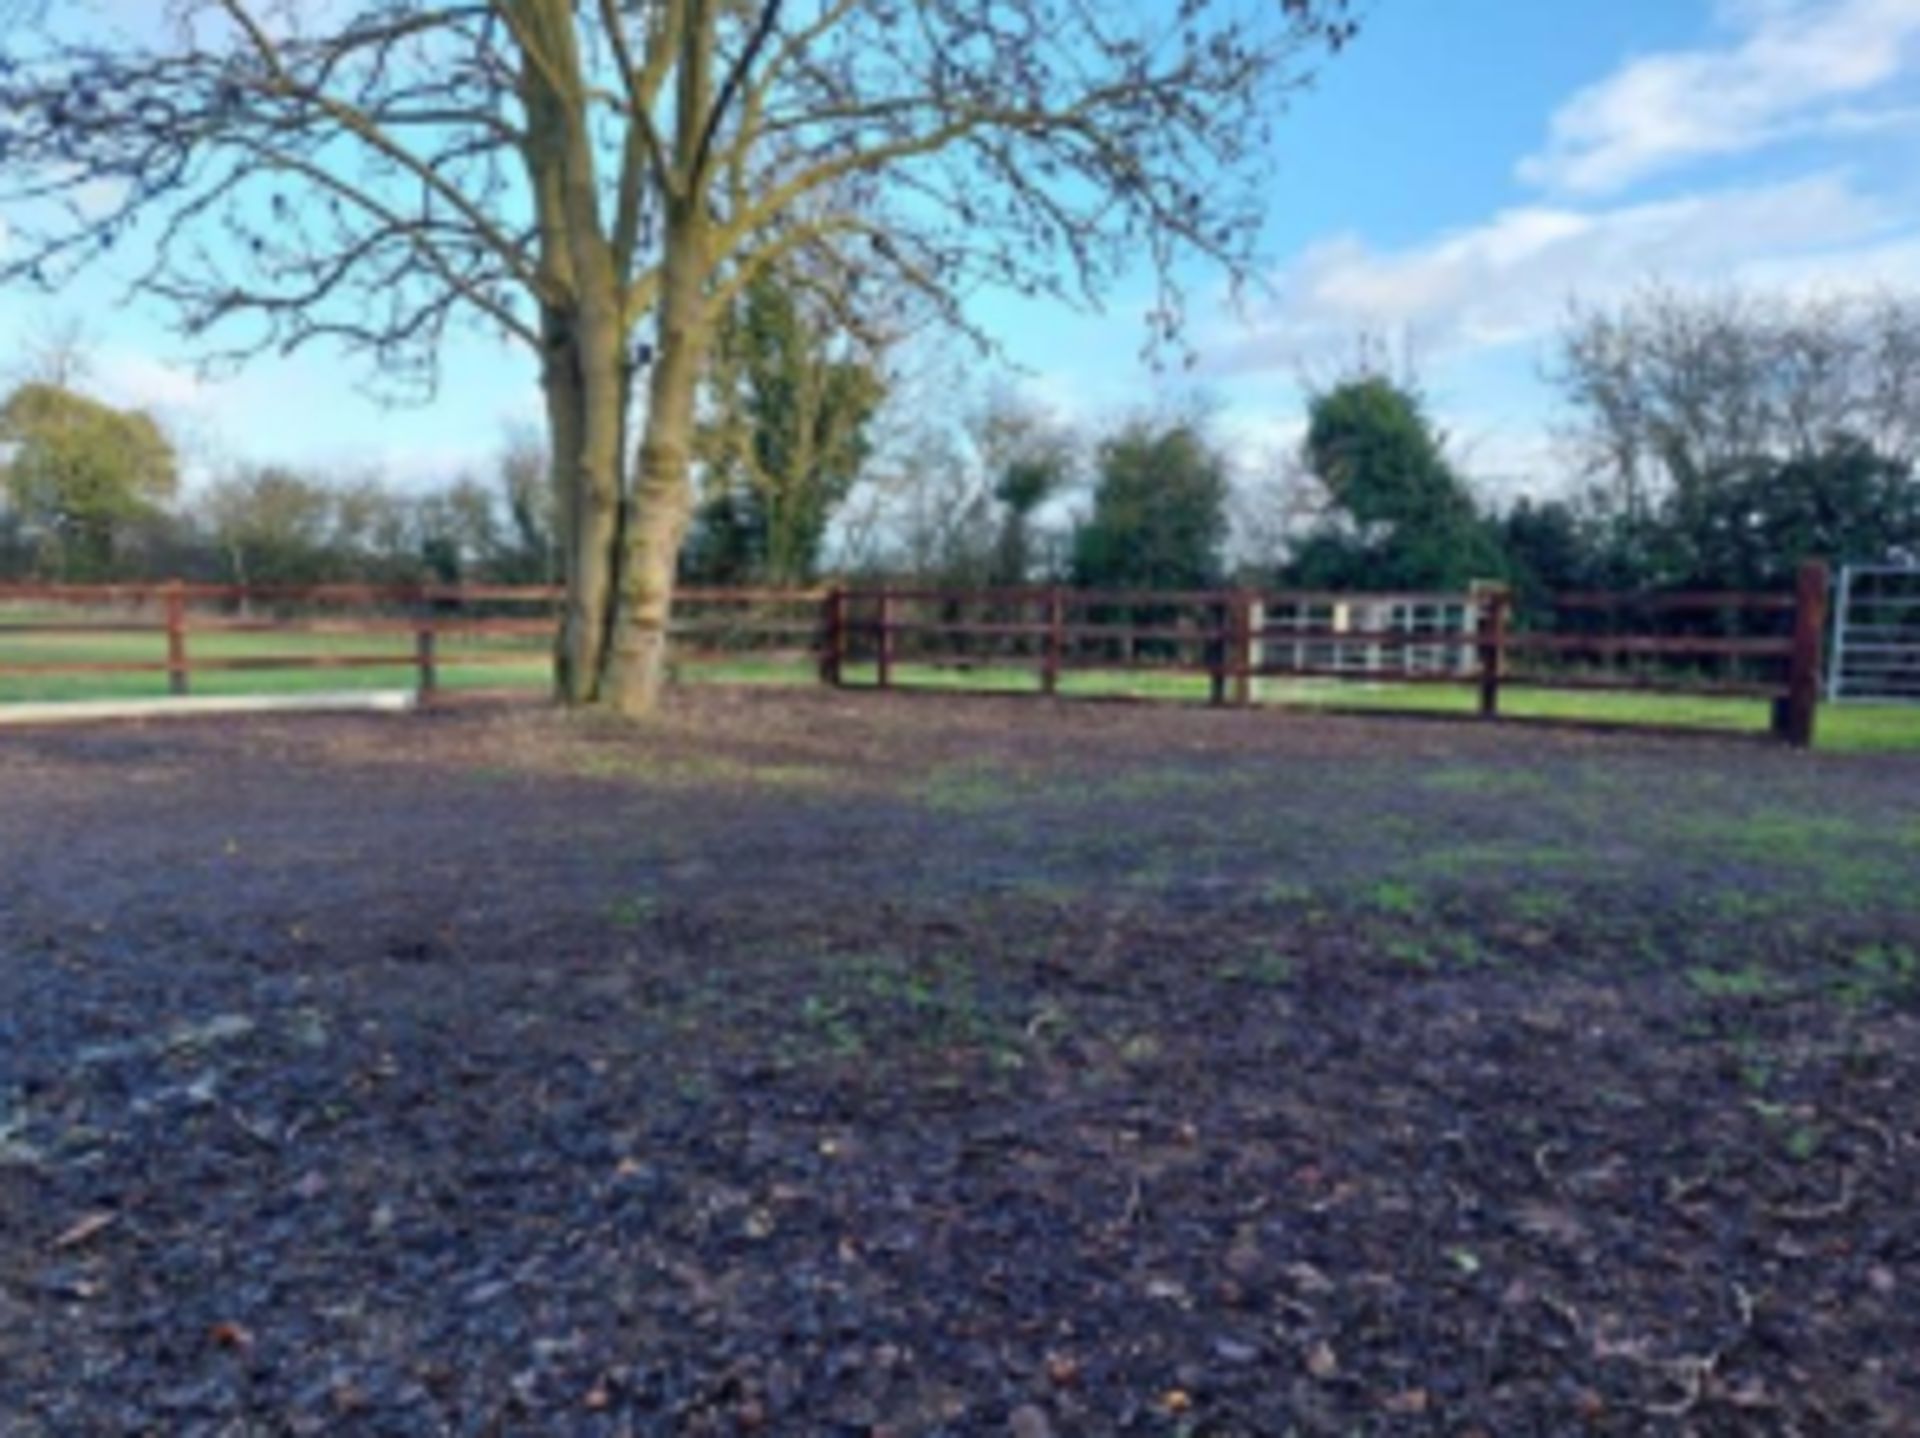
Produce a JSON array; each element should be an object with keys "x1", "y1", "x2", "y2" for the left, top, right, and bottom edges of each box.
[
  {"x1": 0, "y1": 582, "x2": 826, "y2": 700},
  {"x1": 0, "y1": 565, "x2": 1829, "y2": 744},
  {"x1": 821, "y1": 563, "x2": 1829, "y2": 746}
]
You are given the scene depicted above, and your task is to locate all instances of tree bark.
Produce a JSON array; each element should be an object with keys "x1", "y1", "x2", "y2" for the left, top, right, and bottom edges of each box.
[
  {"x1": 540, "y1": 315, "x2": 591, "y2": 702},
  {"x1": 517, "y1": 4, "x2": 631, "y2": 709},
  {"x1": 599, "y1": 203, "x2": 708, "y2": 716}
]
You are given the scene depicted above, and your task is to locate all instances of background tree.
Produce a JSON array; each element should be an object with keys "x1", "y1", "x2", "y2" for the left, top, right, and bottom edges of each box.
[
  {"x1": 1, "y1": 0, "x2": 1359, "y2": 713},
  {"x1": 688, "y1": 270, "x2": 885, "y2": 585},
  {"x1": 1072, "y1": 420, "x2": 1229, "y2": 592},
  {"x1": 1553, "y1": 288, "x2": 1920, "y2": 585},
  {"x1": 201, "y1": 466, "x2": 343, "y2": 589},
  {"x1": 491, "y1": 429, "x2": 560, "y2": 584},
  {"x1": 414, "y1": 477, "x2": 510, "y2": 584},
  {"x1": 852, "y1": 423, "x2": 1001, "y2": 586},
  {"x1": 0, "y1": 383, "x2": 179, "y2": 578},
  {"x1": 1287, "y1": 375, "x2": 1505, "y2": 590},
  {"x1": 974, "y1": 393, "x2": 1076, "y2": 587},
  {"x1": 1666, "y1": 441, "x2": 1920, "y2": 589},
  {"x1": 1497, "y1": 496, "x2": 1595, "y2": 611}
]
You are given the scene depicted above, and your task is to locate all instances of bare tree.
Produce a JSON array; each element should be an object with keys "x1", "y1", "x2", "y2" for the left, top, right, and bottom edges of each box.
[
  {"x1": 15, "y1": 314, "x2": 98, "y2": 390},
  {"x1": 2, "y1": 0, "x2": 1358, "y2": 712},
  {"x1": 1553, "y1": 287, "x2": 1920, "y2": 529},
  {"x1": 496, "y1": 422, "x2": 559, "y2": 581}
]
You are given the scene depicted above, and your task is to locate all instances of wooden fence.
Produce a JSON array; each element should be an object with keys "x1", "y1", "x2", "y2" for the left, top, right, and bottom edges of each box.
[
  {"x1": 0, "y1": 582, "x2": 825, "y2": 698},
  {"x1": 822, "y1": 563, "x2": 1828, "y2": 745},
  {"x1": 0, "y1": 564, "x2": 1830, "y2": 744}
]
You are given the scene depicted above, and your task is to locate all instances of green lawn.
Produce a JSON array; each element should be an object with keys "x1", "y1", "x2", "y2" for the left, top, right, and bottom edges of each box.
[
  {"x1": 0, "y1": 622, "x2": 554, "y2": 703},
  {"x1": 6, "y1": 620, "x2": 1918, "y2": 752},
  {"x1": 829, "y1": 660, "x2": 1920, "y2": 753}
]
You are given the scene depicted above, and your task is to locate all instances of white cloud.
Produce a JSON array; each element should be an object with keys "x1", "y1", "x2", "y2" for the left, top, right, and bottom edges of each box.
[
  {"x1": 93, "y1": 349, "x2": 227, "y2": 417},
  {"x1": 1521, "y1": 0, "x2": 1920, "y2": 195},
  {"x1": 1444, "y1": 419, "x2": 1563, "y2": 505},
  {"x1": 1215, "y1": 172, "x2": 1900, "y2": 374}
]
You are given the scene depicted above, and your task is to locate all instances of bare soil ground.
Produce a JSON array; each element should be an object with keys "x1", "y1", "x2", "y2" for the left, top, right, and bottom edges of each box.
[{"x1": 2, "y1": 689, "x2": 1918, "y2": 1436}]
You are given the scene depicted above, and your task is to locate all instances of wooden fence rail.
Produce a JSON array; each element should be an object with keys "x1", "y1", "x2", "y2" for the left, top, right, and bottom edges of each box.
[
  {"x1": 0, "y1": 583, "x2": 828, "y2": 704},
  {"x1": 0, "y1": 565, "x2": 1830, "y2": 744}
]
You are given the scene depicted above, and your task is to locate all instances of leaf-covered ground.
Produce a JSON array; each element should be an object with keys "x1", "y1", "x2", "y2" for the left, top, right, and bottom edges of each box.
[{"x1": 2, "y1": 690, "x2": 1917, "y2": 1434}]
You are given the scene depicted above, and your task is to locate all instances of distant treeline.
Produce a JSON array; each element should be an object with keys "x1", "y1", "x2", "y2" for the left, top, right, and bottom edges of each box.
[{"x1": 4, "y1": 289, "x2": 1916, "y2": 596}]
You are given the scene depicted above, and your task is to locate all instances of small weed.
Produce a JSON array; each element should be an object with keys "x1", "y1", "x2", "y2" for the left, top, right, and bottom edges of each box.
[
  {"x1": 1710, "y1": 889, "x2": 1782, "y2": 922},
  {"x1": 1836, "y1": 943, "x2": 1919, "y2": 1009},
  {"x1": 1783, "y1": 1123, "x2": 1823, "y2": 1163},
  {"x1": 1366, "y1": 881, "x2": 1424, "y2": 917},
  {"x1": 606, "y1": 894, "x2": 658, "y2": 929},
  {"x1": 1686, "y1": 964, "x2": 1779, "y2": 1001},
  {"x1": 798, "y1": 994, "x2": 864, "y2": 1057},
  {"x1": 1223, "y1": 948, "x2": 1294, "y2": 987},
  {"x1": 1385, "y1": 936, "x2": 1438, "y2": 971},
  {"x1": 1510, "y1": 888, "x2": 1572, "y2": 925},
  {"x1": 1730, "y1": 1037, "x2": 1776, "y2": 1093},
  {"x1": 1119, "y1": 1033, "x2": 1163, "y2": 1065},
  {"x1": 1748, "y1": 1098, "x2": 1823, "y2": 1163}
]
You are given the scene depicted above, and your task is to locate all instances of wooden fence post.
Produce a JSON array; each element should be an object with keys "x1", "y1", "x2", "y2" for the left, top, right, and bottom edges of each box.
[
  {"x1": 164, "y1": 581, "x2": 190, "y2": 697},
  {"x1": 819, "y1": 587, "x2": 845, "y2": 688},
  {"x1": 415, "y1": 624, "x2": 438, "y2": 703},
  {"x1": 1208, "y1": 595, "x2": 1229, "y2": 706},
  {"x1": 1232, "y1": 590, "x2": 1255, "y2": 706},
  {"x1": 876, "y1": 588, "x2": 895, "y2": 690},
  {"x1": 1042, "y1": 586, "x2": 1064, "y2": 696},
  {"x1": 1776, "y1": 560, "x2": 1829, "y2": 749},
  {"x1": 1477, "y1": 588, "x2": 1508, "y2": 720}
]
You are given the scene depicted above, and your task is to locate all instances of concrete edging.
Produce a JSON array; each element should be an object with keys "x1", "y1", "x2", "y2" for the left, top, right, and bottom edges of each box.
[{"x1": 0, "y1": 690, "x2": 419, "y2": 727}]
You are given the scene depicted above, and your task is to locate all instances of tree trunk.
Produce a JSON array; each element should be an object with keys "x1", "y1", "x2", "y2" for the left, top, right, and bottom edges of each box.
[
  {"x1": 516, "y1": 12, "x2": 633, "y2": 711},
  {"x1": 544, "y1": 287, "x2": 631, "y2": 707},
  {"x1": 598, "y1": 208, "x2": 707, "y2": 716}
]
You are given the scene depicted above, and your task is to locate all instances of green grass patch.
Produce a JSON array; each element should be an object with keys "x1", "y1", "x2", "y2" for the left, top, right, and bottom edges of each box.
[
  {"x1": 918, "y1": 761, "x2": 1027, "y2": 814},
  {"x1": 1258, "y1": 678, "x2": 1920, "y2": 752},
  {"x1": 1836, "y1": 943, "x2": 1920, "y2": 1009},
  {"x1": 1364, "y1": 879, "x2": 1426, "y2": 917},
  {"x1": 1419, "y1": 764, "x2": 1552, "y2": 797},
  {"x1": 0, "y1": 622, "x2": 551, "y2": 702},
  {"x1": 571, "y1": 750, "x2": 834, "y2": 789},
  {"x1": 1686, "y1": 963, "x2": 1783, "y2": 1000}
]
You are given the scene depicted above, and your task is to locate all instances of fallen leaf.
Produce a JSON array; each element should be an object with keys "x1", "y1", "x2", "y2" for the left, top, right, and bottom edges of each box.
[
  {"x1": 51, "y1": 1212, "x2": 117, "y2": 1251},
  {"x1": 1009, "y1": 1402, "x2": 1055, "y2": 1438},
  {"x1": 1306, "y1": 1341, "x2": 1339, "y2": 1380},
  {"x1": 209, "y1": 1322, "x2": 254, "y2": 1352}
]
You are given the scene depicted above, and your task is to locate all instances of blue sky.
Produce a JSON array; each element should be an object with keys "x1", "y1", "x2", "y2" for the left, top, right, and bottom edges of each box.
[{"x1": 8, "y1": 0, "x2": 1920, "y2": 501}]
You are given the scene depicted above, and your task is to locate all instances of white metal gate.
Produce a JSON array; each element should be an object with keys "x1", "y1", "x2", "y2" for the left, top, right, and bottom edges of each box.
[{"x1": 1830, "y1": 565, "x2": 1920, "y2": 703}]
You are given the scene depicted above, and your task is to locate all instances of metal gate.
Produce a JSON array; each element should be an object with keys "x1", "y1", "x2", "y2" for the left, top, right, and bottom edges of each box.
[{"x1": 1830, "y1": 565, "x2": 1920, "y2": 703}]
